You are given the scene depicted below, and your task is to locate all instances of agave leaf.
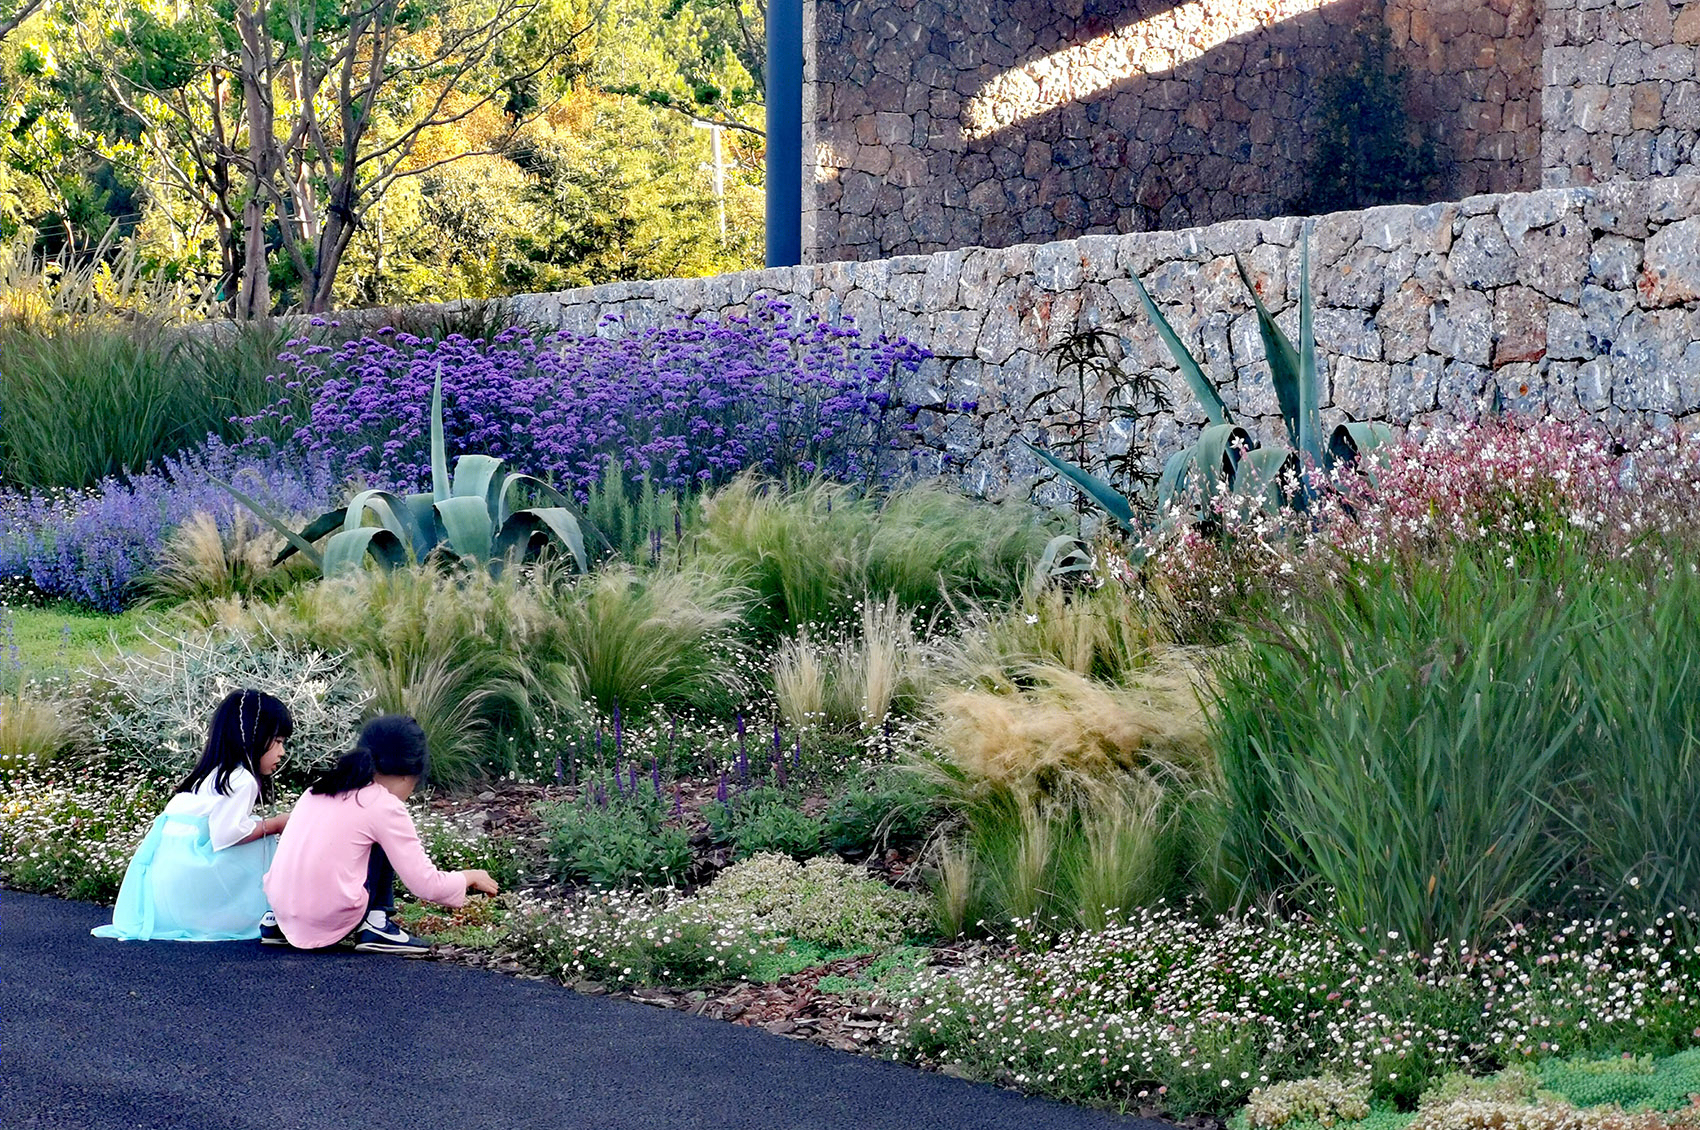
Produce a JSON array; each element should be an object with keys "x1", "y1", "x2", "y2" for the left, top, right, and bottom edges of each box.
[
  {"x1": 430, "y1": 364, "x2": 450, "y2": 505},
  {"x1": 1234, "y1": 445, "x2": 1296, "y2": 508},
  {"x1": 1296, "y1": 233, "x2": 1324, "y2": 474},
  {"x1": 1329, "y1": 421, "x2": 1394, "y2": 465},
  {"x1": 1131, "y1": 271, "x2": 1229, "y2": 426},
  {"x1": 1036, "y1": 534, "x2": 1096, "y2": 584},
  {"x1": 401, "y1": 492, "x2": 439, "y2": 560},
  {"x1": 1156, "y1": 447, "x2": 1196, "y2": 515},
  {"x1": 493, "y1": 471, "x2": 573, "y2": 526},
  {"x1": 1235, "y1": 255, "x2": 1305, "y2": 452},
  {"x1": 434, "y1": 495, "x2": 494, "y2": 561},
  {"x1": 450, "y1": 454, "x2": 505, "y2": 512},
  {"x1": 1019, "y1": 439, "x2": 1137, "y2": 532},
  {"x1": 495, "y1": 507, "x2": 590, "y2": 572},
  {"x1": 321, "y1": 526, "x2": 407, "y2": 578},
  {"x1": 1195, "y1": 423, "x2": 1254, "y2": 501},
  {"x1": 212, "y1": 477, "x2": 327, "y2": 571}
]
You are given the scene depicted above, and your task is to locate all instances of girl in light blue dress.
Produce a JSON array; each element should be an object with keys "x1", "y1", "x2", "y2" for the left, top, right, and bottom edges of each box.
[{"x1": 93, "y1": 690, "x2": 293, "y2": 942}]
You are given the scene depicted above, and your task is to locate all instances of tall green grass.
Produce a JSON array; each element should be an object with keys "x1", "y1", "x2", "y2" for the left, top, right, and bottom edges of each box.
[
  {"x1": 698, "y1": 473, "x2": 1051, "y2": 640},
  {"x1": 1574, "y1": 568, "x2": 1700, "y2": 914},
  {"x1": 0, "y1": 302, "x2": 515, "y2": 489},
  {"x1": 1209, "y1": 548, "x2": 1700, "y2": 950}
]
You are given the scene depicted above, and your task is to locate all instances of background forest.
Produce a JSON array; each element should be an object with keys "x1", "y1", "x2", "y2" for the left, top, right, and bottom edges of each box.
[{"x1": 0, "y1": 0, "x2": 766, "y2": 318}]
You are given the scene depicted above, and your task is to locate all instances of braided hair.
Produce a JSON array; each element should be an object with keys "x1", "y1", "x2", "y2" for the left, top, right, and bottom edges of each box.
[{"x1": 175, "y1": 689, "x2": 293, "y2": 802}]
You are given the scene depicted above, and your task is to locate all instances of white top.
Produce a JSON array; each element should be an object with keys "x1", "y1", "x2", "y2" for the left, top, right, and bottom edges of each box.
[{"x1": 162, "y1": 765, "x2": 262, "y2": 851}]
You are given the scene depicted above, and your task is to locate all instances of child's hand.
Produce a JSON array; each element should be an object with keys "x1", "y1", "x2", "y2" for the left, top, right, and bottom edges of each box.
[{"x1": 463, "y1": 869, "x2": 499, "y2": 896}]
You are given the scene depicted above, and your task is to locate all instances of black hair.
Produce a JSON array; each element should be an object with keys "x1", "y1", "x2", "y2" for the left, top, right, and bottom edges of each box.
[
  {"x1": 310, "y1": 715, "x2": 430, "y2": 796},
  {"x1": 176, "y1": 689, "x2": 293, "y2": 802}
]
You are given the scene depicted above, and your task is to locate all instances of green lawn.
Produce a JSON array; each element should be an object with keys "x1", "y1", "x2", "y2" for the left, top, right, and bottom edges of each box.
[{"x1": 3, "y1": 603, "x2": 153, "y2": 686}]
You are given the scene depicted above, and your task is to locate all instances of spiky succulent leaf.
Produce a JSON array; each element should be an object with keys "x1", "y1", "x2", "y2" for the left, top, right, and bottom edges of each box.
[
  {"x1": 495, "y1": 507, "x2": 590, "y2": 572},
  {"x1": 1156, "y1": 447, "x2": 1196, "y2": 515},
  {"x1": 433, "y1": 495, "x2": 495, "y2": 561},
  {"x1": 430, "y1": 365, "x2": 450, "y2": 504},
  {"x1": 321, "y1": 526, "x2": 407, "y2": 578},
  {"x1": 1019, "y1": 439, "x2": 1138, "y2": 532},
  {"x1": 1235, "y1": 255, "x2": 1306, "y2": 453},
  {"x1": 493, "y1": 471, "x2": 573, "y2": 526},
  {"x1": 213, "y1": 478, "x2": 328, "y2": 571},
  {"x1": 1131, "y1": 271, "x2": 1229, "y2": 425},
  {"x1": 1296, "y1": 234, "x2": 1324, "y2": 474},
  {"x1": 1194, "y1": 423, "x2": 1254, "y2": 502}
]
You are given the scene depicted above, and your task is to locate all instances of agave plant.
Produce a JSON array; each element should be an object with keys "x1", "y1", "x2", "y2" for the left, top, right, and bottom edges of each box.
[
  {"x1": 221, "y1": 370, "x2": 588, "y2": 578},
  {"x1": 1024, "y1": 232, "x2": 1391, "y2": 531}
]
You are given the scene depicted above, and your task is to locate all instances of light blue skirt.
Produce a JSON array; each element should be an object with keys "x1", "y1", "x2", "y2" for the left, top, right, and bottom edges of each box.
[{"x1": 91, "y1": 813, "x2": 273, "y2": 942}]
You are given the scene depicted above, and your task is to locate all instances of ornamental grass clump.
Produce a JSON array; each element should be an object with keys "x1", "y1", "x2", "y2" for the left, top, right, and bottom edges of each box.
[
  {"x1": 698, "y1": 474, "x2": 1051, "y2": 641},
  {"x1": 1211, "y1": 550, "x2": 1595, "y2": 951},
  {"x1": 255, "y1": 565, "x2": 578, "y2": 786}
]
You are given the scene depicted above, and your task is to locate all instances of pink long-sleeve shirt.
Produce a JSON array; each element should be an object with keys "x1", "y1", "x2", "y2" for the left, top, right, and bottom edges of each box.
[{"x1": 263, "y1": 783, "x2": 466, "y2": 949}]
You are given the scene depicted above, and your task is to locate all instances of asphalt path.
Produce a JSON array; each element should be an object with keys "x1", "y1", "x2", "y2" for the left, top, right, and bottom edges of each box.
[{"x1": 4, "y1": 892, "x2": 1168, "y2": 1130}]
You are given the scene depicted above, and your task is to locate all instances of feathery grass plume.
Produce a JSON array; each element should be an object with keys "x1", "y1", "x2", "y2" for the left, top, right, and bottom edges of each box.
[
  {"x1": 546, "y1": 564, "x2": 747, "y2": 719},
  {"x1": 697, "y1": 473, "x2": 865, "y2": 639},
  {"x1": 927, "y1": 661, "x2": 1210, "y2": 789},
  {"x1": 139, "y1": 510, "x2": 313, "y2": 607},
  {"x1": 771, "y1": 630, "x2": 828, "y2": 731},
  {"x1": 942, "y1": 572, "x2": 1169, "y2": 688},
  {"x1": 862, "y1": 482, "x2": 1050, "y2": 615},
  {"x1": 0, "y1": 693, "x2": 75, "y2": 774},
  {"x1": 358, "y1": 651, "x2": 504, "y2": 790},
  {"x1": 832, "y1": 594, "x2": 933, "y2": 730},
  {"x1": 699, "y1": 473, "x2": 1053, "y2": 642},
  {"x1": 256, "y1": 566, "x2": 576, "y2": 785},
  {"x1": 918, "y1": 658, "x2": 1211, "y2": 934}
]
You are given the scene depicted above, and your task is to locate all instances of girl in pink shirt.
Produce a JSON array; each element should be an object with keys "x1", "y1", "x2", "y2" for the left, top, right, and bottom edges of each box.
[{"x1": 262, "y1": 715, "x2": 498, "y2": 955}]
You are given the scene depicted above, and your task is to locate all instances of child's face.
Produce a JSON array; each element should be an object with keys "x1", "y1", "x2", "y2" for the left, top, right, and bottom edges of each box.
[{"x1": 260, "y1": 737, "x2": 286, "y2": 777}]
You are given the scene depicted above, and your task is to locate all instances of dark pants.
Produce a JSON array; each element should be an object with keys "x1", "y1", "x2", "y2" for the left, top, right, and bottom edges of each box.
[{"x1": 364, "y1": 845, "x2": 395, "y2": 916}]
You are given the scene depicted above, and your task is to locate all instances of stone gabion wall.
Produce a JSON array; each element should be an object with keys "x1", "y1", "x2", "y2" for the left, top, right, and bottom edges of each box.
[
  {"x1": 1542, "y1": 0, "x2": 1700, "y2": 188},
  {"x1": 801, "y1": 0, "x2": 1542, "y2": 264},
  {"x1": 1388, "y1": 0, "x2": 1543, "y2": 197},
  {"x1": 506, "y1": 176, "x2": 1700, "y2": 497}
]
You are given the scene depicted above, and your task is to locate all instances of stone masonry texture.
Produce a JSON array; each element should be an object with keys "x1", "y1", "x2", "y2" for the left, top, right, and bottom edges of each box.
[
  {"x1": 485, "y1": 177, "x2": 1700, "y2": 499},
  {"x1": 801, "y1": 0, "x2": 1543, "y2": 264},
  {"x1": 1542, "y1": 0, "x2": 1700, "y2": 190}
]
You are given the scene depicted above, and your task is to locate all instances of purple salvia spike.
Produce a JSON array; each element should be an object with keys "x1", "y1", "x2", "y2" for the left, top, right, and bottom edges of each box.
[
  {"x1": 672, "y1": 786, "x2": 684, "y2": 818},
  {"x1": 717, "y1": 770, "x2": 728, "y2": 803},
  {"x1": 554, "y1": 754, "x2": 564, "y2": 783}
]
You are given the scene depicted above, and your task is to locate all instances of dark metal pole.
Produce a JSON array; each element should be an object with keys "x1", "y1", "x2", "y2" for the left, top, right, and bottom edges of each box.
[{"x1": 765, "y1": 0, "x2": 803, "y2": 267}]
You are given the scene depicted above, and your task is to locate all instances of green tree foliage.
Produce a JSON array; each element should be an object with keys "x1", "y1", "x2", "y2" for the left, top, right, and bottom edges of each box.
[{"x1": 2, "y1": 0, "x2": 766, "y2": 316}]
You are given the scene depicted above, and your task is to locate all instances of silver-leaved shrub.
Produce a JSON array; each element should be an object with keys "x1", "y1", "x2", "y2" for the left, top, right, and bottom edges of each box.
[{"x1": 81, "y1": 625, "x2": 370, "y2": 780}]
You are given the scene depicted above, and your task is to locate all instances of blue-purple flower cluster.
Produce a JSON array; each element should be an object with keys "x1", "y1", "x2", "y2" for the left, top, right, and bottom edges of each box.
[
  {"x1": 0, "y1": 439, "x2": 334, "y2": 611},
  {"x1": 246, "y1": 299, "x2": 935, "y2": 497}
]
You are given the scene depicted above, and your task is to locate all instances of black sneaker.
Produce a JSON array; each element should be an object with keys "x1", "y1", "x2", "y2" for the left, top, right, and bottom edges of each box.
[
  {"x1": 352, "y1": 911, "x2": 430, "y2": 957},
  {"x1": 258, "y1": 912, "x2": 291, "y2": 947}
]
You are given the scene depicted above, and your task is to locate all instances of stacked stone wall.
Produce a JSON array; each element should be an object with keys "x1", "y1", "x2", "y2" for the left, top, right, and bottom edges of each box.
[
  {"x1": 802, "y1": 0, "x2": 1542, "y2": 265},
  {"x1": 1542, "y1": 0, "x2": 1700, "y2": 188},
  {"x1": 503, "y1": 177, "x2": 1700, "y2": 496}
]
